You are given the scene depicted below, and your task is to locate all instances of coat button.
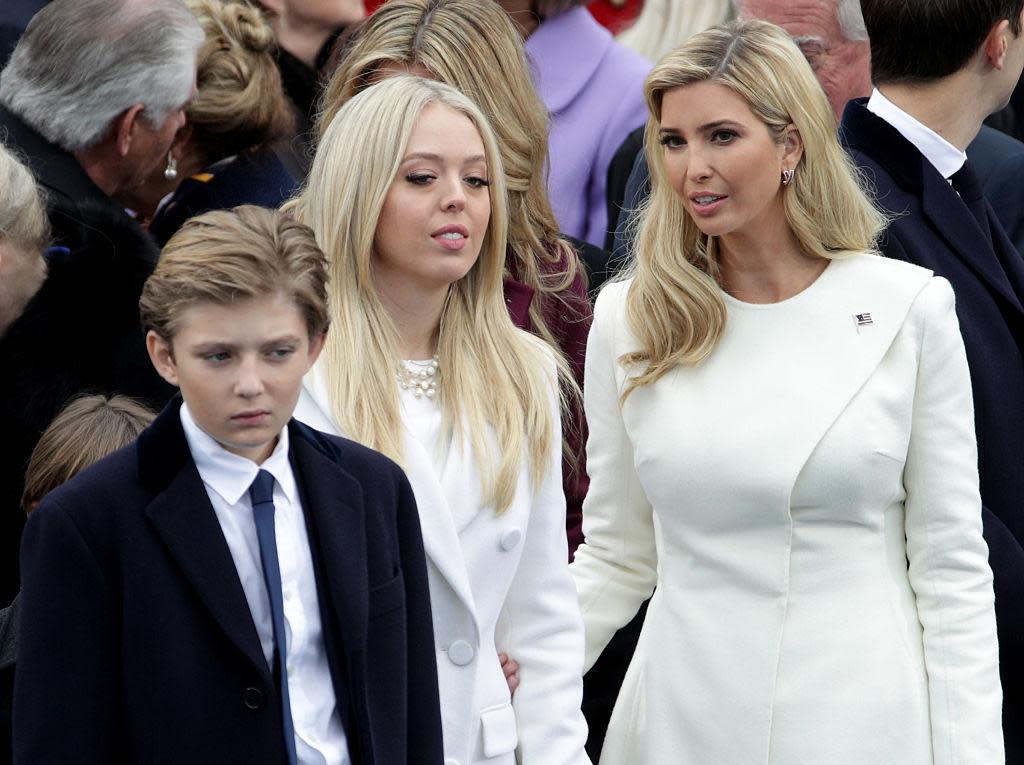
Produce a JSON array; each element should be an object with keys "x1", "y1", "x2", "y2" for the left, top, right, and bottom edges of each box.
[
  {"x1": 448, "y1": 639, "x2": 475, "y2": 666},
  {"x1": 500, "y1": 528, "x2": 522, "y2": 551},
  {"x1": 243, "y1": 686, "x2": 265, "y2": 710}
]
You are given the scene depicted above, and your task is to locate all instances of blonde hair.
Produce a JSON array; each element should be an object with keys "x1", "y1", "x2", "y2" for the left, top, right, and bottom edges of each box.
[
  {"x1": 22, "y1": 394, "x2": 156, "y2": 512},
  {"x1": 140, "y1": 205, "x2": 329, "y2": 341},
  {"x1": 317, "y1": 0, "x2": 581, "y2": 355},
  {"x1": 623, "y1": 19, "x2": 887, "y2": 396},
  {"x1": 618, "y1": 0, "x2": 734, "y2": 62},
  {"x1": 291, "y1": 76, "x2": 570, "y2": 513},
  {"x1": 185, "y1": 0, "x2": 293, "y2": 165},
  {"x1": 0, "y1": 141, "x2": 48, "y2": 334}
]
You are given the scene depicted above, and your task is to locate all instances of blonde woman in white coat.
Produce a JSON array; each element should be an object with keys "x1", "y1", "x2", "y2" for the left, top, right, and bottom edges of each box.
[
  {"x1": 571, "y1": 20, "x2": 1003, "y2": 765},
  {"x1": 289, "y1": 76, "x2": 590, "y2": 765}
]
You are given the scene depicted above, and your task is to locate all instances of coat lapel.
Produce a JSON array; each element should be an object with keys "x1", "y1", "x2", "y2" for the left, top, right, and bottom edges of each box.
[
  {"x1": 288, "y1": 427, "x2": 369, "y2": 659},
  {"x1": 400, "y1": 424, "x2": 479, "y2": 624},
  {"x1": 146, "y1": 474, "x2": 269, "y2": 678},
  {"x1": 778, "y1": 256, "x2": 932, "y2": 490}
]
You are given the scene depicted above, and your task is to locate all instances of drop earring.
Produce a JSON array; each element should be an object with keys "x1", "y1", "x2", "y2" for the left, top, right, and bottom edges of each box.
[{"x1": 164, "y1": 153, "x2": 178, "y2": 181}]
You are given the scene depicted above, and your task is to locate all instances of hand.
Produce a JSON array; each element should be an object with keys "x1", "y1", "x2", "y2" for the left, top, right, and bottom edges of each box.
[{"x1": 499, "y1": 652, "x2": 520, "y2": 696}]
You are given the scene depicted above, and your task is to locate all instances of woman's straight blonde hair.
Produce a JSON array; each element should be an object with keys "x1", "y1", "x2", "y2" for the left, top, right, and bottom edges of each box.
[
  {"x1": 317, "y1": 0, "x2": 581, "y2": 355},
  {"x1": 290, "y1": 76, "x2": 570, "y2": 513},
  {"x1": 618, "y1": 0, "x2": 734, "y2": 62},
  {"x1": 622, "y1": 19, "x2": 887, "y2": 397}
]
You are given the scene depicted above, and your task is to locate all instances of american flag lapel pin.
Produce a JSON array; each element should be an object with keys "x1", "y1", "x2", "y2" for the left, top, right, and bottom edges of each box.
[{"x1": 854, "y1": 312, "x2": 873, "y2": 330}]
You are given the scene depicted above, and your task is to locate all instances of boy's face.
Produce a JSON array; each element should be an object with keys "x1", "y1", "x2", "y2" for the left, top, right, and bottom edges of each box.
[{"x1": 146, "y1": 291, "x2": 324, "y2": 464}]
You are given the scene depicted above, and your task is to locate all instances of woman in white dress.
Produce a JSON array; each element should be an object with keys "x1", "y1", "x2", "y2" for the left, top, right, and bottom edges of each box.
[
  {"x1": 289, "y1": 76, "x2": 590, "y2": 765},
  {"x1": 571, "y1": 20, "x2": 1003, "y2": 765}
]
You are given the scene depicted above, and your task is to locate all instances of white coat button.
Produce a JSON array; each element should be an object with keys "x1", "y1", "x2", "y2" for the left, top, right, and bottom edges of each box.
[
  {"x1": 448, "y1": 640, "x2": 475, "y2": 666},
  {"x1": 499, "y1": 528, "x2": 522, "y2": 552}
]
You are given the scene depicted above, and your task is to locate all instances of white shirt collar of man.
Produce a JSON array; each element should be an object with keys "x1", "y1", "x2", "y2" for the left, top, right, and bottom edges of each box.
[{"x1": 867, "y1": 87, "x2": 968, "y2": 181}]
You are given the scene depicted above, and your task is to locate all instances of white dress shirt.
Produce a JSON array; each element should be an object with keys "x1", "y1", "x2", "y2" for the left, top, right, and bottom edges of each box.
[
  {"x1": 867, "y1": 87, "x2": 967, "y2": 180},
  {"x1": 180, "y1": 404, "x2": 349, "y2": 765}
]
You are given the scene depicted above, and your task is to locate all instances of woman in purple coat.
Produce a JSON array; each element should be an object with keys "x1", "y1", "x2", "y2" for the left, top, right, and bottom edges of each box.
[{"x1": 497, "y1": 0, "x2": 652, "y2": 247}]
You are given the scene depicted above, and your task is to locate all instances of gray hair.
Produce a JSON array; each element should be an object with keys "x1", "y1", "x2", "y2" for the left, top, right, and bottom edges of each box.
[
  {"x1": 0, "y1": 0, "x2": 204, "y2": 152},
  {"x1": 733, "y1": 0, "x2": 868, "y2": 42}
]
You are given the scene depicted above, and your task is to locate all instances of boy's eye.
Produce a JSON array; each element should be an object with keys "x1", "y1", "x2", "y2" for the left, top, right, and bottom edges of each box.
[
  {"x1": 204, "y1": 351, "x2": 230, "y2": 363},
  {"x1": 268, "y1": 347, "x2": 296, "y2": 360}
]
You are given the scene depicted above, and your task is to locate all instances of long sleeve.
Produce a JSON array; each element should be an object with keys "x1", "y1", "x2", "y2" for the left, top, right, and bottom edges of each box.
[
  {"x1": 14, "y1": 499, "x2": 123, "y2": 764},
  {"x1": 502, "y1": 364, "x2": 590, "y2": 765},
  {"x1": 570, "y1": 281, "x2": 657, "y2": 672},
  {"x1": 902, "y1": 278, "x2": 1003, "y2": 764}
]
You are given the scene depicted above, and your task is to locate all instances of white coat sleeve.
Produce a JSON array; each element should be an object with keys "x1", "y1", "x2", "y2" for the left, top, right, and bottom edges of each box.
[
  {"x1": 903, "y1": 277, "x2": 1003, "y2": 764},
  {"x1": 503, "y1": 352, "x2": 590, "y2": 765},
  {"x1": 569, "y1": 281, "x2": 658, "y2": 672}
]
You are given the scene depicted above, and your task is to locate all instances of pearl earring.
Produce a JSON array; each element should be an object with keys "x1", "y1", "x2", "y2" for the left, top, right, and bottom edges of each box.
[{"x1": 164, "y1": 153, "x2": 178, "y2": 181}]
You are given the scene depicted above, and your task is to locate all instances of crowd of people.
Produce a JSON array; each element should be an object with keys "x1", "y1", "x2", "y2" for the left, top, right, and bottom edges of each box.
[{"x1": 0, "y1": 0, "x2": 1021, "y2": 763}]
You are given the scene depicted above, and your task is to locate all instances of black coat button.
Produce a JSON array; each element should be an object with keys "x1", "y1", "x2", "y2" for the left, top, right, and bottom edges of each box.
[{"x1": 243, "y1": 686, "x2": 264, "y2": 710}]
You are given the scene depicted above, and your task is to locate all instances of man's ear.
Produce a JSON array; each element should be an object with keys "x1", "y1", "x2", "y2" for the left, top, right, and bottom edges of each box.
[
  {"x1": 984, "y1": 19, "x2": 1012, "y2": 70},
  {"x1": 146, "y1": 330, "x2": 180, "y2": 387},
  {"x1": 782, "y1": 124, "x2": 804, "y2": 170},
  {"x1": 114, "y1": 104, "x2": 147, "y2": 158}
]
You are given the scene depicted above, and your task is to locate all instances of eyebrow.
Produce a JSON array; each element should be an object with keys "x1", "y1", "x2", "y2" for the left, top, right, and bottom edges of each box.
[
  {"x1": 401, "y1": 152, "x2": 487, "y2": 164},
  {"x1": 791, "y1": 34, "x2": 826, "y2": 48},
  {"x1": 659, "y1": 120, "x2": 741, "y2": 137},
  {"x1": 190, "y1": 335, "x2": 303, "y2": 352}
]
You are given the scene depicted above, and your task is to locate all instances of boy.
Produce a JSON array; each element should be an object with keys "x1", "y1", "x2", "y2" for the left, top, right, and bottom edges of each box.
[{"x1": 13, "y1": 206, "x2": 443, "y2": 764}]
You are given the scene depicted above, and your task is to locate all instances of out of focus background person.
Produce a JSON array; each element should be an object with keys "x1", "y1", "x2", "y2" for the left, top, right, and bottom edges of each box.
[
  {"x1": 0, "y1": 142, "x2": 47, "y2": 339},
  {"x1": 0, "y1": 394, "x2": 155, "y2": 760},
  {"x1": 0, "y1": 0, "x2": 45, "y2": 67},
  {"x1": 320, "y1": 0, "x2": 594, "y2": 558},
  {"x1": 495, "y1": 0, "x2": 651, "y2": 248},
  {"x1": 128, "y1": 0, "x2": 297, "y2": 246},
  {"x1": 251, "y1": 0, "x2": 365, "y2": 176},
  {"x1": 0, "y1": 0, "x2": 201, "y2": 606},
  {"x1": 618, "y1": 0, "x2": 732, "y2": 62}
]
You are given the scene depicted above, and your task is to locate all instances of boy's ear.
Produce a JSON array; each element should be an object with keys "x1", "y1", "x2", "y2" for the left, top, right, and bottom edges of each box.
[
  {"x1": 983, "y1": 19, "x2": 1012, "y2": 70},
  {"x1": 146, "y1": 330, "x2": 180, "y2": 387},
  {"x1": 305, "y1": 331, "x2": 327, "y2": 369}
]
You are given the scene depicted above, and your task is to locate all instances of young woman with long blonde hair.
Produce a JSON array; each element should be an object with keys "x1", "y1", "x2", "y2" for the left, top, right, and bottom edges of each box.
[
  {"x1": 318, "y1": 0, "x2": 593, "y2": 557},
  {"x1": 571, "y1": 20, "x2": 1003, "y2": 764},
  {"x1": 291, "y1": 75, "x2": 589, "y2": 765}
]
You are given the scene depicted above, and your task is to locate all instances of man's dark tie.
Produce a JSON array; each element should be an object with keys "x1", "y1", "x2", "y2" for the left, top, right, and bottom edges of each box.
[
  {"x1": 249, "y1": 469, "x2": 299, "y2": 765},
  {"x1": 950, "y1": 161, "x2": 993, "y2": 248}
]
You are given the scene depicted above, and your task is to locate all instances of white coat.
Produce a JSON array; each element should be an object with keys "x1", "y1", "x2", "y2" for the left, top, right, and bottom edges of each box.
[
  {"x1": 296, "y1": 359, "x2": 590, "y2": 765},
  {"x1": 571, "y1": 254, "x2": 1003, "y2": 764}
]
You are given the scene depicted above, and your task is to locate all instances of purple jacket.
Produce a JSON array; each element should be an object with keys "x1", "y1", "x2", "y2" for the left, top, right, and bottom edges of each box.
[{"x1": 525, "y1": 8, "x2": 651, "y2": 247}]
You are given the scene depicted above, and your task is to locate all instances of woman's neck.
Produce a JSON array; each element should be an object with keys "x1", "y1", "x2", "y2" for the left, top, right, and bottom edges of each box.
[
  {"x1": 716, "y1": 220, "x2": 824, "y2": 304},
  {"x1": 377, "y1": 279, "x2": 447, "y2": 360}
]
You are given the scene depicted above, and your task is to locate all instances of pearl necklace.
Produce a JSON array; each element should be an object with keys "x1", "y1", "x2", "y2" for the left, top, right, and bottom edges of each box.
[{"x1": 396, "y1": 356, "x2": 440, "y2": 399}]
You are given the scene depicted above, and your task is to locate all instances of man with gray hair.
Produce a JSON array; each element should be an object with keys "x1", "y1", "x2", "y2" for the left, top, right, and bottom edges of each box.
[{"x1": 0, "y1": 0, "x2": 202, "y2": 605}]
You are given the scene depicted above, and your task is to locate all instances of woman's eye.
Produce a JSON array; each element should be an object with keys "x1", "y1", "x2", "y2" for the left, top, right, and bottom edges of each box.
[
  {"x1": 711, "y1": 130, "x2": 738, "y2": 144},
  {"x1": 406, "y1": 173, "x2": 435, "y2": 185},
  {"x1": 465, "y1": 176, "x2": 490, "y2": 189},
  {"x1": 660, "y1": 135, "x2": 684, "y2": 149}
]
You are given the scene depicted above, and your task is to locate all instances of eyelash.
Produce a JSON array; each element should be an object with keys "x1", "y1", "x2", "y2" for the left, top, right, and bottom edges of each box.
[
  {"x1": 659, "y1": 130, "x2": 738, "y2": 148},
  {"x1": 405, "y1": 173, "x2": 490, "y2": 188},
  {"x1": 201, "y1": 348, "x2": 295, "y2": 364}
]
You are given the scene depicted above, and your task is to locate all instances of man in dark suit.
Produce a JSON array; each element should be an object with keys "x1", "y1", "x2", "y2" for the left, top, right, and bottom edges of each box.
[
  {"x1": 13, "y1": 206, "x2": 444, "y2": 764},
  {"x1": 841, "y1": 1, "x2": 1024, "y2": 759},
  {"x1": 0, "y1": 0, "x2": 202, "y2": 606}
]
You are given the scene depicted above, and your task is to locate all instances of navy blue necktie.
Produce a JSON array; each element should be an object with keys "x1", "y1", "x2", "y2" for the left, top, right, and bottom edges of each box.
[{"x1": 249, "y1": 469, "x2": 299, "y2": 765}]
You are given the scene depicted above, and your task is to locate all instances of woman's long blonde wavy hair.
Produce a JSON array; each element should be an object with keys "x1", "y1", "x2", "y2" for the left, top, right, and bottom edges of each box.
[
  {"x1": 316, "y1": 0, "x2": 581, "y2": 354},
  {"x1": 622, "y1": 19, "x2": 887, "y2": 397},
  {"x1": 289, "y1": 76, "x2": 570, "y2": 513}
]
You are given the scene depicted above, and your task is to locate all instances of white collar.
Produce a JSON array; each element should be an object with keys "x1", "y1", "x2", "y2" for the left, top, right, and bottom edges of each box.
[
  {"x1": 867, "y1": 87, "x2": 967, "y2": 180},
  {"x1": 180, "y1": 402, "x2": 297, "y2": 507}
]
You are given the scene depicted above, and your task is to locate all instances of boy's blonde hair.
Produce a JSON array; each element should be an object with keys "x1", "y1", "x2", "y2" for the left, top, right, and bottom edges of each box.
[{"x1": 140, "y1": 205, "x2": 329, "y2": 342}]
